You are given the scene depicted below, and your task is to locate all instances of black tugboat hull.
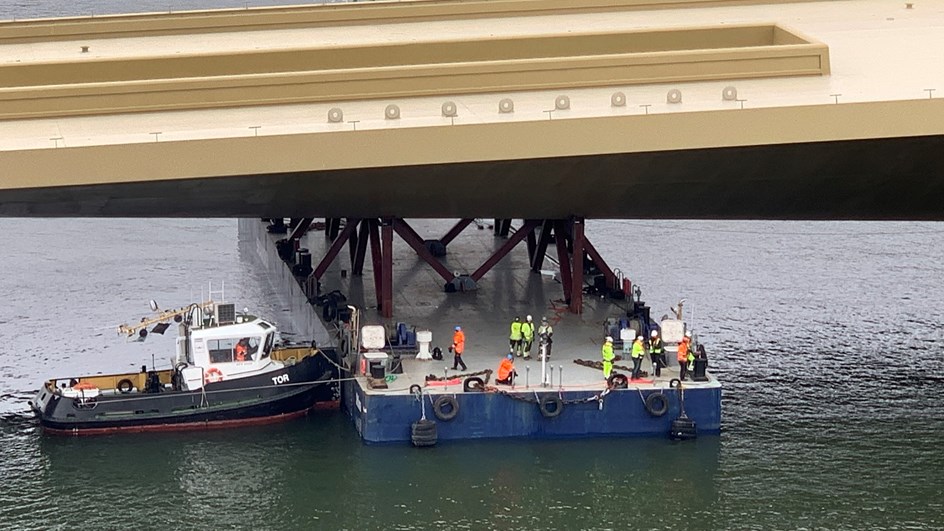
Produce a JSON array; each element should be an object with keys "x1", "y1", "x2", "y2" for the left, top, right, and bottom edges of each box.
[{"x1": 32, "y1": 356, "x2": 339, "y2": 435}]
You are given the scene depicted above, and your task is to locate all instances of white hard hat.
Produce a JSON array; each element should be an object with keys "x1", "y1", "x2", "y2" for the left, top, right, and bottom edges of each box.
[
  {"x1": 651, "y1": 330, "x2": 658, "y2": 337},
  {"x1": 685, "y1": 331, "x2": 692, "y2": 338},
  {"x1": 637, "y1": 335, "x2": 644, "y2": 341},
  {"x1": 526, "y1": 315, "x2": 532, "y2": 321},
  {"x1": 605, "y1": 336, "x2": 613, "y2": 342}
]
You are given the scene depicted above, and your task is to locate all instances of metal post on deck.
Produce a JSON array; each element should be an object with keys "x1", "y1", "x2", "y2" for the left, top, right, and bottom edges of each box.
[
  {"x1": 570, "y1": 216, "x2": 585, "y2": 314},
  {"x1": 381, "y1": 217, "x2": 394, "y2": 318},
  {"x1": 559, "y1": 365, "x2": 563, "y2": 390},
  {"x1": 525, "y1": 366, "x2": 530, "y2": 389}
]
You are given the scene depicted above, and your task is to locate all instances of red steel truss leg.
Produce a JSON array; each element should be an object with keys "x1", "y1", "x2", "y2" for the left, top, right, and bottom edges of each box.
[
  {"x1": 368, "y1": 219, "x2": 383, "y2": 312},
  {"x1": 470, "y1": 219, "x2": 541, "y2": 282},
  {"x1": 570, "y1": 217, "x2": 585, "y2": 314},
  {"x1": 311, "y1": 218, "x2": 360, "y2": 281},
  {"x1": 352, "y1": 220, "x2": 369, "y2": 276},
  {"x1": 554, "y1": 220, "x2": 573, "y2": 305},
  {"x1": 582, "y1": 237, "x2": 617, "y2": 291},
  {"x1": 381, "y1": 218, "x2": 394, "y2": 318},
  {"x1": 531, "y1": 220, "x2": 553, "y2": 272},
  {"x1": 392, "y1": 219, "x2": 455, "y2": 283},
  {"x1": 287, "y1": 218, "x2": 313, "y2": 242},
  {"x1": 440, "y1": 218, "x2": 473, "y2": 246}
]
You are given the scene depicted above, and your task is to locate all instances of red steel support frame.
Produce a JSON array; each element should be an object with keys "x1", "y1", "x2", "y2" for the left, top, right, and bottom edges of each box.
[
  {"x1": 470, "y1": 219, "x2": 541, "y2": 282},
  {"x1": 287, "y1": 218, "x2": 313, "y2": 242},
  {"x1": 300, "y1": 217, "x2": 623, "y2": 317},
  {"x1": 554, "y1": 220, "x2": 573, "y2": 304},
  {"x1": 380, "y1": 218, "x2": 394, "y2": 318},
  {"x1": 582, "y1": 237, "x2": 617, "y2": 290},
  {"x1": 440, "y1": 218, "x2": 473, "y2": 247},
  {"x1": 311, "y1": 218, "x2": 360, "y2": 280},
  {"x1": 570, "y1": 217, "x2": 585, "y2": 314},
  {"x1": 392, "y1": 219, "x2": 456, "y2": 282},
  {"x1": 368, "y1": 219, "x2": 383, "y2": 313},
  {"x1": 352, "y1": 219, "x2": 370, "y2": 276},
  {"x1": 531, "y1": 220, "x2": 553, "y2": 272}
]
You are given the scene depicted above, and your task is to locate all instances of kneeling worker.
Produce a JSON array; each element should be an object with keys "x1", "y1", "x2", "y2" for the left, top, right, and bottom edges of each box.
[{"x1": 497, "y1": 353, "x2": 517, "y2": 385}]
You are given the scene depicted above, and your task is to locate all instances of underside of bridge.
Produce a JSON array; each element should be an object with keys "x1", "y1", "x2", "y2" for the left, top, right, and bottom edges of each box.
[
  {"x1": 2, "y1": 133, "x2": 942, "y2": 220},
  {"x1": 1, "y1": 0, "x2": 942, "y2": 220}
]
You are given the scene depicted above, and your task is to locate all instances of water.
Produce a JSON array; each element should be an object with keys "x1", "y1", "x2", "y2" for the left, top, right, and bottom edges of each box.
[
  {"x1": 2, "y1": 3, "x2": 944, "y2": 528},
  {"x1": 1, "y1": 218, "x2": 942, "y2": 530}
]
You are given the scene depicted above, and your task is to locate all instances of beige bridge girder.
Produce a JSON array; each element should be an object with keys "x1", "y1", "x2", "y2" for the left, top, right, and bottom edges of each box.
[{"x1": 0, "y1": 0, "x2": 943, "y2": 219}]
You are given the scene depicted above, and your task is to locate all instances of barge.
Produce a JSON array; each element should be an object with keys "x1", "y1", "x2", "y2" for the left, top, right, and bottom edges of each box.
[{"x1": 242, "y1": 218, "x2": 722, "y2": 445}]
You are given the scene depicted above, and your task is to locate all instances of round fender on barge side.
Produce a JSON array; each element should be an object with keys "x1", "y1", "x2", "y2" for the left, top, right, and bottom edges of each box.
[
  {"x1": 644, "y1": 392, "x2": 669, "y2": 417},
  {"x1": 463, "y1": 377, "x2": 485, "y2": 392},
  {"x1": 116, "y1": 379, "x2": 134, "y2": 394},
  {"x1": 432, "y1": 395, "x2": 459, "y2": 421},
  {"x1": 539, "y1": 395, "x2": 563, "y2": 418}
]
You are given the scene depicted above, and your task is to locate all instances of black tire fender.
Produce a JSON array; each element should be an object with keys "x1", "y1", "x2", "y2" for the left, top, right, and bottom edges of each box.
[
  {"x1": 463, "y1": 377, "x2": 485, "y2": 392},
  {"x1": 116, "y1": 379, "x2": 134, "y2": 394},
  {"x1": 608, "y1": 374, "x2": 628, "y2": 389},
  {"x1": 644, "y1": 392, "x2": 669, "y2": 417},
  {"x1": 539, "y1": 395, "x2": 564, "y2": 418},
  {"x1": 432, "y1": 395, "x2": 459, "y2": 421}
]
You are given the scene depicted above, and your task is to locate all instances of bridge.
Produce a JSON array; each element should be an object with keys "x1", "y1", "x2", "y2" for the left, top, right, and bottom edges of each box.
[{"x1": 1, "y1": 0, "x2": 942, "y2": 220}]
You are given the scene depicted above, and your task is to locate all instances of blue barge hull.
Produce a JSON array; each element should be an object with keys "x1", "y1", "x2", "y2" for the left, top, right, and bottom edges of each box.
[{"x1": 345, "y1": 382, "x2": 721, "y2": 443}]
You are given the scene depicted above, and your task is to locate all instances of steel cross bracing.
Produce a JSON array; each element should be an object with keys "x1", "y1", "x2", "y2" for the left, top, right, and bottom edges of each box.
[{"x1": 269, "y1": 217, "x2": 632, "y2": 318}]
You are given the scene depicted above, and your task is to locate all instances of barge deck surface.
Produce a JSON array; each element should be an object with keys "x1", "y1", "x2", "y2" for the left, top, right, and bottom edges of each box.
[{"x1": 299, "y1": 219, "x2": 718, "y2": 392}]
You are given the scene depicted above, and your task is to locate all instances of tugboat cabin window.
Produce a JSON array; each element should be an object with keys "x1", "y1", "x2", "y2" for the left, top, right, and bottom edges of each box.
[
  {"x1": 262, "y1": 332, "x2": 274, "y2": 359},
  {"x1": 208, "y1": 338, "x2": 236, "y2": 363},
  {"x1": 209, "y1": 337, "x2": 261, "y2": 363}
]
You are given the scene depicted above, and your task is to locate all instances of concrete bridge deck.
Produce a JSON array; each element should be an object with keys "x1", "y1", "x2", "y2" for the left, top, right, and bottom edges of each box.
[{"x1": 0, "y1": 0, "x2": 942, "y2": 219}]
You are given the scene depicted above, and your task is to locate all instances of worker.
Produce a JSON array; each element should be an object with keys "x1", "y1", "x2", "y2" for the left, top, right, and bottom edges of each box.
[
  {"x1": 521, "y1": 315, "x2": 535, "y2": 359},
  {"x1": 509, "y1": 316, "x2": 523, "y2": 356},
  {"x1": 601, "y1": 336, "x2": 615, "y2": 381},
  {"x1": 537, "y1": 316, "x2": 553, "y2": 360},
  {"x1": 496, "y1": 353, "x2": 517, "y2": 385},
  {"x1": 234, "y1": 338, "x2": 249, "y2": 362},
  {"x1": 451, "y1": 325, "x2": 467, "y2": 371},
  {"x1": 677, "y1": 331, "x2": 694, "y2": 380},
  {"x1": 630, "y1": 335, "x2": 645, "y2": 380},
  {"x1": 649, "y1": 329, "x2": 665, "y2": 377}
]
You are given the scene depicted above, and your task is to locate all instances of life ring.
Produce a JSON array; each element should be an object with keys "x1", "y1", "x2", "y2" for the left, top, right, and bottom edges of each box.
[
  {"x1": 338, "y1": 334, "x2": 349, "y2": 356},
  {"x1": 204, "y1": 367, "x2": 224, "y2": 384},
  {"x1": 644, "y1": 392, "x2": 669, "y2": 417},
  {"x1": 607, "y1": 374, "x2": 628, "y2": 389},
  {"x1": 539, "y1": 395, "x2": 563, "y2": 418},
  {"x1": 116, "y1": 379, "x2": 134, "y2": 394},
  {"x1": 432, "y1": 395, "x2": 459, "y2": 421},
  {"x1": 463, "y1": 377, "x2": 485, "y2": 392}
]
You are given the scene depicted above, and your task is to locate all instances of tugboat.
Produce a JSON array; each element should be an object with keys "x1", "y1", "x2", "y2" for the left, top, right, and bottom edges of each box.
[{"x1": 28, "y1": 300, "x2": 340, "y2": 435}]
